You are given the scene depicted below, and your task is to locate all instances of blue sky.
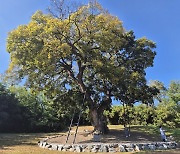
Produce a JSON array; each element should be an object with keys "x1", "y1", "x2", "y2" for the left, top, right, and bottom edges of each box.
[{"x1": 0, "y1": 0, "x2": 180, "y2": 87}]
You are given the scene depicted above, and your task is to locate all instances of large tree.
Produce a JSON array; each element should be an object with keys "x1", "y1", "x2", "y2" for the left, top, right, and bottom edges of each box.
[{"x1": 6, "y1": 1, "x2": 156, "y2": 133}]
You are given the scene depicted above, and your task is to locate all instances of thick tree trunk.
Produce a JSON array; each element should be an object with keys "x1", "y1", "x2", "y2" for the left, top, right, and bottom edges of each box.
[
  {"x1": 89, "y1": 107, "x2": 109, "y2": 134},
  {"x1": 73, "y1": 74, "x2": 110, "y2": 134}
]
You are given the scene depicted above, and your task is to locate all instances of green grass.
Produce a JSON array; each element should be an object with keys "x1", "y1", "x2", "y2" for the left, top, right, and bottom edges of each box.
[
  {"x1": 0, "y1": 125, "x2": 179, "y2": 154},
  {"x1": 129, "y1": 125, "x2": 180, "y2": 143},
  {"x1": 165, "y1": 127, "x2": 180, "y2": 142},
  {"x1": 0, "y1": 133, "x2": 77, "y2": 154}
]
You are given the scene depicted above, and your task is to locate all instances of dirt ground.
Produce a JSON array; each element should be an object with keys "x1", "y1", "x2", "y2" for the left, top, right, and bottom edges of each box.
[{"x1": 47, "y1": 126, "x2": 161, "y2": 144}]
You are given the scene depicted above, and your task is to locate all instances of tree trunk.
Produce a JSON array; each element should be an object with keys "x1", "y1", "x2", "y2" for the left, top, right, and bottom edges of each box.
[
  {"x1": 75, "y1": 78, "x2": 109, "y2": 134},
  {"x1": 89, "y1": 107, "x2": 109, "y2": 134}
]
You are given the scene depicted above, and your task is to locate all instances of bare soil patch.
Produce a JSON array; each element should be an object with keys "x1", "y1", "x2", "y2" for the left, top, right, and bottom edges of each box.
[{"x1": 48, "y1": 125, "x2": 161, "y2": 144}]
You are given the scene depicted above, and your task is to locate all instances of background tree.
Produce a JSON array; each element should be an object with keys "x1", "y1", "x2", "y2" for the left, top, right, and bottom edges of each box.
[
  {"x1": 0, "y1": 83, "x2": 23, "y2": 132},
  {"x1": 9, "y1": 86, "x2": 55, "y2": 132},
  {"x1": 6, "y1": 1, "x2": 156, "y2": 133},
  {"x1": 149, "y1": 80, "x2": 166, "y2": 103},
  {"x1": 9, "y1": 86, "x2": 89, "y2": 132},
  {"x1": 155, "y1": 81, "x2": 180, "y2": 127},
  {"x1": 134, "y1": 104, "x2": 155, "y2": 125},
  {"x1": 104, "y1": 105, "x2": 122, "y2": 125}
]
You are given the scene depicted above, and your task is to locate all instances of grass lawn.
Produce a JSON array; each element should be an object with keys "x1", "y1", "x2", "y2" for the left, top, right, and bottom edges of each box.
[
  {"x1": 130, "y1": 125, "x2": 180, "y2": 143},
  {"x1": 0, "y1": 125, "x2": 179, "y2": 154}
]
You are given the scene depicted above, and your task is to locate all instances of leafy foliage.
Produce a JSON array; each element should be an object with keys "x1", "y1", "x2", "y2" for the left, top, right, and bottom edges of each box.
[
  {"x1": 0, "y1": 83, "x2": 23, "y2": 132},
  {"x1": 105, "y1": 105, "x2": 155, "y2": 126},
  {"x1": 105, "y1": 81, "x2": 180, "y2": 128},
  {"x1": 0, "y1": 83, "x2": 77, "y2": 132},
  {"x1": 6, "y1": 1, "x2": 157, "y2": 132},
  {"x1": 154, "y1": 81, "x2": 180, "y2": 127},
  {"x1": 0, "y1": 80, "x2": 179, "y2": 133}
]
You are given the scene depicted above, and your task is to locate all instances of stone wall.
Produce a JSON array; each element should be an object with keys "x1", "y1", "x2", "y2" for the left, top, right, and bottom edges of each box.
[{"x1": 38, "y1": 140, "x2": 178, "y2": 153}]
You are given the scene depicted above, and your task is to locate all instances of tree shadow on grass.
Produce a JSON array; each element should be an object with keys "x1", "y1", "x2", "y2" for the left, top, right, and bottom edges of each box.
[
  {"x1": 78, "y1": 125, "x2": 161, "y2": 144},
  {"x1": 103, "y1": 129, "x2": 159, "y2": 143}
]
